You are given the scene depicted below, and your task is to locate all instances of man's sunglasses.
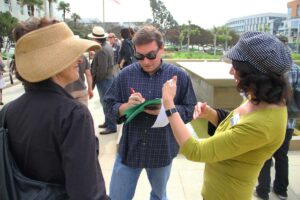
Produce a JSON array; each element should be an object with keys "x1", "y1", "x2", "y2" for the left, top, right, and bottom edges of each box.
[{"x1": 134, "y1": 48, "x2": 160, "y2": 61}]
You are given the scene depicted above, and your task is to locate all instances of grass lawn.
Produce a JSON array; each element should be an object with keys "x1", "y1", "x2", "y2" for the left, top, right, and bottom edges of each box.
[{"x1": 163, "y1": 51, "x2": 222, "y2": 59}]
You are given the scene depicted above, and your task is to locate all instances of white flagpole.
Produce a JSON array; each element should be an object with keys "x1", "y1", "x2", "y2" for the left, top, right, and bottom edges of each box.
[{"x1": 103, "y1": 0, "x2": 105, "y2": 29}]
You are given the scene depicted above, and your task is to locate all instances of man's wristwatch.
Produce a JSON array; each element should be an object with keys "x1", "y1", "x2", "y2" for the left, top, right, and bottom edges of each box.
[{"x1": 165, "y1": 107, "x2": 178, "y2": 117}]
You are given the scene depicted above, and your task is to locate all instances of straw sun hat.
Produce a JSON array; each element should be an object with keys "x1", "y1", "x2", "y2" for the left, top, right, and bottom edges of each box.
[{"x1": 15, "y1": 22, "x2": 100, "y2": 83}]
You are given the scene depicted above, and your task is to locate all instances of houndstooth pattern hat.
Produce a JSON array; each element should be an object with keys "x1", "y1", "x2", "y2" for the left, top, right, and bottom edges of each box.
[{"x1": 226, "y1": 31, "x2": 292, "y2": 75}]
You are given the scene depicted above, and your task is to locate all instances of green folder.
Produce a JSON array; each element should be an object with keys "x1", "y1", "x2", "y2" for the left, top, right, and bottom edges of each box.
[{"x1": 124, "y1": 98, "x2": 161, "y2": 123}]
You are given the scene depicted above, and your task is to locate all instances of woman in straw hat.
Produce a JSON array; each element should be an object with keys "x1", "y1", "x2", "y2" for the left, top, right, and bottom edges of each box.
[
  {"x1": 162, "y1": 31, "x2": 292, "y2": 200},
  {"x1": 5, "y1": 17, "x2": 110, "y2": 199}
]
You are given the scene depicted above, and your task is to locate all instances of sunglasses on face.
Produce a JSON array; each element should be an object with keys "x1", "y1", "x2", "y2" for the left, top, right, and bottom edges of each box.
[{"x1": 134, "y1": 48, "x2": 160, "y2": 61}]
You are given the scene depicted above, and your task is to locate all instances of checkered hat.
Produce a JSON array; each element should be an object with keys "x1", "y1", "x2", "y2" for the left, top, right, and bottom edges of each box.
[{"x1": 226, "y1": 31, "x2": 292, "y2": 75}]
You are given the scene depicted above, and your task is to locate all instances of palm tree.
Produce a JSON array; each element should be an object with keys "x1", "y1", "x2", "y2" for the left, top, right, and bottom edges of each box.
[
  {"x1": 220, "y1": 26, "x2": 232, "y2": 51},
  {"x1": 19, "y1": 0, "x2": 43, "y2": 16},
  {"x1": 48, "y1": 0, "x2": 57, "y2": 17},
  {"x1": 187, "y1": 20, "x2": 191, "y2": 52},
  {"x1": 57, "y1": 1, "x2": 70, "y2": 22},
  {"x1": 211, "y1": 26, "x2": 221, "y2": 56},
  {"x1": 43, "y1": 0, "x2": 48, "y2": 16},
  {"x1": 71, "y1": 13, "x2": 81, "y2": 28}
]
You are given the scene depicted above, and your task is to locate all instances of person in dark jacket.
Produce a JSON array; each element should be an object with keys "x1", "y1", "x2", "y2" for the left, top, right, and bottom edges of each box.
[
  {"x1": 6, "y1": 17, "x2": 110, "y2": 200},
  {"x1": 88, "y1": 26, "x2": 117, "y2": 135},
  {"x1": 118, "y1": 28, "x2": 136, "y2": 69}
]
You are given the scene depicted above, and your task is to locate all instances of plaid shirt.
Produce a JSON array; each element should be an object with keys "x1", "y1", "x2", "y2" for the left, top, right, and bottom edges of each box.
[
  {"x1": 104, "y1": 61, "x2": 197, "y2": 168},
  {"x1": 112, "y1": 42, "x2": 121, "y2": 65}
]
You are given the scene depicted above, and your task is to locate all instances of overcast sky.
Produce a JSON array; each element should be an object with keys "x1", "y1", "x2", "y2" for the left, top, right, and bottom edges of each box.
[{"x1": 64, "y1": 0, "x2": 288, "y2": 29}]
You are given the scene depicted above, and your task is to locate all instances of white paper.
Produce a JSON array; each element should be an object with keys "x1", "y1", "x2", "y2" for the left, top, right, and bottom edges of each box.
[{"x1": 151, "y1": 103, "x2": 169, "y2": 128}]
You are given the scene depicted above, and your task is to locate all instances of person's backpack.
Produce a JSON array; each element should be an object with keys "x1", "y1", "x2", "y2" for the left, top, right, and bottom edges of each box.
[
  {"x1": 0, "y1": 104, "x2": 68, "y2": 200},
  {"x1": 288, "y1": 64, "x2": 300, "y2": 118}
]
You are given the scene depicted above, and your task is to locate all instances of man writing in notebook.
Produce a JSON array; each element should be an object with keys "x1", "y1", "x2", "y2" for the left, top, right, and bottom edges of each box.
[{"x1": 104, "y1": 25, "x2": 197, "y2": 200}]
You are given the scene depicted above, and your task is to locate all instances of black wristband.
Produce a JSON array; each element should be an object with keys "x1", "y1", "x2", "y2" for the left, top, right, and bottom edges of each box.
[{"x1": 165, "y1": 107, "x2": 178, "y2": 117}]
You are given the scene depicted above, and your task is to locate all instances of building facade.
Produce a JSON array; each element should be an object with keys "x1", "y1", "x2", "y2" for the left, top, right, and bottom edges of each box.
[
  {"x1": 226, "y1": 13, "x2": 287, "y2": 35},
  {"x1": 278, "y1": 0, "x2": 300, "y2": 51},
  {"x1": 0, "y1": 0, "x2": 61, "y2": 21}
]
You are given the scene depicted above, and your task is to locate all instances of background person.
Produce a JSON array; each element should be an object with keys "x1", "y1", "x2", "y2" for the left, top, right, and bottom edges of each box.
[
  {"x1": 0, "y1": 53, "x2": 6, "y2": 105},
  {"x1": 162, "y1": 31, "x2": 292, "y2": 200},
  {"x1": 65, "y1": 54, "x2": 93, "y2": 106},
  {"x1": 6, "y1": 17, "x2": 109, "y2": 199},
  {"x1": 88, "y1": 26, "x2": 117, "y2": 135},
  {"x1": 118, "y1": 28, "x2": 135, "y2": 69},
  {"x1": 104, "y1": 25, "x2": 197, "y2": 200},
  {"x1": 108, "y1": 32, "x2": 121, "y2": 75},
  {"x1": 255, "y1": 35, "x2": 300, "y2": 200}
]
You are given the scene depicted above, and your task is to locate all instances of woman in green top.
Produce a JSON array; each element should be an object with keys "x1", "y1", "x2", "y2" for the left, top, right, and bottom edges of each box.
[{"x1": 162, "y1": 32, "x2": 292, "y2": 200}]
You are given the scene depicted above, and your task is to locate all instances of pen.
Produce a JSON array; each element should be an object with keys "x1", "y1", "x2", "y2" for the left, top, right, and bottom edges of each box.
[{"x1": 130, "y1": 87, "x2": 135, "y2": 94}]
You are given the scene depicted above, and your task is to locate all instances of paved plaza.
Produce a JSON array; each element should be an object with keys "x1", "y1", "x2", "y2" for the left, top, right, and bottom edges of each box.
[{"x1": 2, "y1": 83, "x2": 300, "y2": 200}]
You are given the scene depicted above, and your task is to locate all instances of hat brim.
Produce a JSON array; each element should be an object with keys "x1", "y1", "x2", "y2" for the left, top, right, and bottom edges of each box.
[
  {"x1": 16, "y1": 37, "x2": 100, "y2": 83},
  {"x1": 225, "y1": 44, "x2": 247, "y2": 63},
  {"x1": 88, "y1": 32, "x2": 109, "y2": 39}
]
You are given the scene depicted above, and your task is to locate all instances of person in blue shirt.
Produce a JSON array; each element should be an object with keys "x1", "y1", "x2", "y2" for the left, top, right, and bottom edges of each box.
[{"x1": 104, "y1": 25, "x2": 197, "y2": 200}]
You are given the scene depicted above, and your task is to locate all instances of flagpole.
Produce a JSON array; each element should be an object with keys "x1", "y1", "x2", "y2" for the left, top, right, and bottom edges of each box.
[{"x1": 103, "y1": 0, "x2": 105, "y2": 29}]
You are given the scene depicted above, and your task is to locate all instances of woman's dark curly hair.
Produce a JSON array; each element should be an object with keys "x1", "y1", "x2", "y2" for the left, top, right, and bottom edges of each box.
[{"x1": 232, "y1": 60, "x2": 290, "y2": 105}]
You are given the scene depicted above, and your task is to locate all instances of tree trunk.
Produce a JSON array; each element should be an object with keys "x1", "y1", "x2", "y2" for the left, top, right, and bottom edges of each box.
[
  {"x1": 63, "y1": 10, "x2": 66, "y2": 21},
  {"x1": 31, "y1": 6, "x2": 35, "y2": 16},
  {"x1": 49, "y1": 2, "x2": 53, "y2": 17},
  {"x1": 44, "y1": 0, "x2": 48, "y2": 17},
  {"x1": 214, "y1": 34, "x2": 217, "y2": 56}
]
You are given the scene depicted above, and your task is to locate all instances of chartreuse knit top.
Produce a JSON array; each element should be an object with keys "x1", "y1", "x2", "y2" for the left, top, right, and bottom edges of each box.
[{"x1": 181, "y1": 106, "x2": 287, "y2": 200}]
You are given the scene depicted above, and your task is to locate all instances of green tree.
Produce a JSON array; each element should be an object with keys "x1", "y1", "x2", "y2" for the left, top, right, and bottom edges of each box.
[
  {"x1": 211, "y1": 26, "x2": 222, "y2": 55},
  {"x1": 48, "y1": 0, "x2": 57, "y2": 17},
  {"x1": 165, "y1": 27, "x2": 180, "y2": 46},
  {"x1": 178, "y1": 31, "x2": 184, "y2": 50},
  {"x1": 227, "y1": 30, "x2": 239, "y2": 47},
  {"x1": 188, "y1": 24, "x2": 201, "y2": 49},
  {"x1": 19, "y1": 0, "x2": 43, "y2": 16},
  {"x1": 71, "y1": 13, "x2": 81, "y2": 29},
  {"x1": 198, "y1": 27, "x2": 213, "y2": 46},
  {"x1": 264, "y1": 24, "x2": 270, "y2": 32},
  {"x1": 57, "y1": 1, "x2": 70, "y2": 22},
  {"x1": 0, "y1": 11, "x2": 18, "y2": 52},
  {"x1": 149, "y1": 0, "x2": 178, "y2": 33},
  {"x1": 218, "y1": 26, "x2": 232, "y2": 51}
]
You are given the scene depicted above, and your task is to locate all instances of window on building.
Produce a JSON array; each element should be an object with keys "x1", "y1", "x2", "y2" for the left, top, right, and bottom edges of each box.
[
  {"x1": 297, "y1": 5, "x2": 300, "y2": 18},
  {"x1": 288, "y1": 8, "x2": 292, "y2": 18}
]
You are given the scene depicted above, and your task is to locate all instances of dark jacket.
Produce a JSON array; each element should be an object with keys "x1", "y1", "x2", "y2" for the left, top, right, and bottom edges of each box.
[
  {"x1": 5, "y1": 80, "x2": 109, "y2": 200},
  {"x1": 91, "y1": 42, "x2": 114, "y2": 82},
  {"x1": 118, "y1": 39, "x2": 135, "y2": 67}
]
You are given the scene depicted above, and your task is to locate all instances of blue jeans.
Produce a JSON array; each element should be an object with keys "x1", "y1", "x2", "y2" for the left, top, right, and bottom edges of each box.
[
  {"x1": 256, "y1": 128, "x2": 294, "y2": 198},
  {"x1": 96, "y1": 77, "x2": 116, "y2": 130},
  {"x1": 109, "y1": 154, "x2": 172, "y2": 200}
]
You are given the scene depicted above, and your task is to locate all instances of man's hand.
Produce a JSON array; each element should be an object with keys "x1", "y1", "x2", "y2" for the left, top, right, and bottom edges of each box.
[
  {"x1": 127, "y1": 92, "x2": 145, "y2": 108},
  {"x1": 193, "y1": 102, "x2": 208, "y2": 119}
]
